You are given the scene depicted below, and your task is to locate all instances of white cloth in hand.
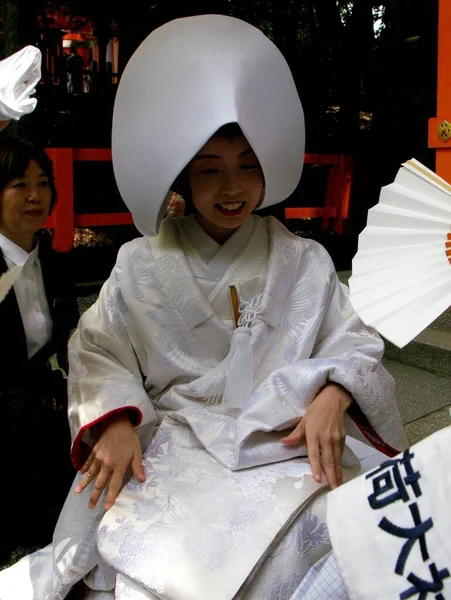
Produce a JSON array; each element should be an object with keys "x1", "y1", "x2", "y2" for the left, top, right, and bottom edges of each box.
[{"x1": 0, "y1": 45, "x2": 42, "y2": 120}]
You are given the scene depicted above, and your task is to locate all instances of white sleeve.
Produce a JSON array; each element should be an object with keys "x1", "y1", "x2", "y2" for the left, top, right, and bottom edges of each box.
[{"x1": 67, "y1": 250, "x2": 157, "y2": 469}]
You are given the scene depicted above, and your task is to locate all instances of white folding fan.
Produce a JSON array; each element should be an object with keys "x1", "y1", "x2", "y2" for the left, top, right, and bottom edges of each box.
[
  {"x1": 349, "y1": 158, "x2": 451, "y2": 348},
  {"x1": 0, "y1": 265, "x2": 22, "y2": 303}
]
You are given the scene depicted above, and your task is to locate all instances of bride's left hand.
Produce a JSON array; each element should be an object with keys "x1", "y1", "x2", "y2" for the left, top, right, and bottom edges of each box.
[{"x1": 280, "y1": 383, "x2": 352, "y2": 489}]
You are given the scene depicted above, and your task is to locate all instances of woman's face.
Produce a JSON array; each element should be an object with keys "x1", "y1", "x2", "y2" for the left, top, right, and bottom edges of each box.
[
  {"x1": 0, "y1": 159, "x2": 52, "y2": 249},
  {"x1": 188, "y1": 132, "x2": 264, "y2": 243}
]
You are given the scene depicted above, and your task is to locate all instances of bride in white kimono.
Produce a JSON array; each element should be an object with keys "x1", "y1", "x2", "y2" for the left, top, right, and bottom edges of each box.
[{"x1": 0, "y1": 15, "x2": 405, "y2": 600}]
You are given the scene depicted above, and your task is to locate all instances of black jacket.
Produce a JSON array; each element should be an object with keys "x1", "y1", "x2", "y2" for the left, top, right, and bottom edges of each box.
[
  {"x1": 0, "y1": 230, "x2": 80, "y2": 391},
  {"x1": 0, "y1": 232, "x2": 79, "y2": 559}
]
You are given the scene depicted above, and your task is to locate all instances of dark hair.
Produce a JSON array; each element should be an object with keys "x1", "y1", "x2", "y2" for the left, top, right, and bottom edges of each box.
[
  {"x1": 0, "y1": 136, "x2": 57, "y2": 209},
  {"x1": 171, "y1": 122, "x2": 247, "y2": 214}
]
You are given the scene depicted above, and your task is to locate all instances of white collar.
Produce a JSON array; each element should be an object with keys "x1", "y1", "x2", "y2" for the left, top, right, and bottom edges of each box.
[
  {"x1": 181, "y1": 216, "x2": 220, "y2": 263},
  {"x1": 181, "y1": 215, "x2": 256, "y2": 265},
  {"x1": 0, "y1": 233, "x2": 39, "y2": 267}
]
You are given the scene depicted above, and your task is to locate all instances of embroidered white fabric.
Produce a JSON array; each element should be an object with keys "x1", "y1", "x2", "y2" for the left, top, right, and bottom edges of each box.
[
  {"x1": 68, "y1": 215, "x2": 403, "y2": 455},
  {"x1": 0, "y1": 215, "x2": 404, "y2": 599}
]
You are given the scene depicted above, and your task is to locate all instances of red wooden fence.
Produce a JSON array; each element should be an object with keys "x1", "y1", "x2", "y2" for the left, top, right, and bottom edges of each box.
[
  {"x1": 284, "y1": 153, "x2": 354, "y2": 235},
  {"x1": 44, "y1": 148, "x2": 353, "y2": 251}
]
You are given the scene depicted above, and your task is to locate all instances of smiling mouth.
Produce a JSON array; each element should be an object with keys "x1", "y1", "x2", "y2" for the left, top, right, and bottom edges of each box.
[
  {"x1": 24, "y1": 210, "x2": 44, "y2": 217},
  {"x1": 215, "y1": 201, "x2": 246, "y2": 216}
]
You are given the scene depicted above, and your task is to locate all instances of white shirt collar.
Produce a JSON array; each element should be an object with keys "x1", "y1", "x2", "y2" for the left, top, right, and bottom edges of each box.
[{"x1": 0, "y1": 233, "x2": 39, "y2": 267}]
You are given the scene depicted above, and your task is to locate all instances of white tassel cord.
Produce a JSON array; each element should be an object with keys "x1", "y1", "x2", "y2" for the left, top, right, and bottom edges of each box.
[{"x1": 190, "y1": 293, "x2": 263, "y2": 409}]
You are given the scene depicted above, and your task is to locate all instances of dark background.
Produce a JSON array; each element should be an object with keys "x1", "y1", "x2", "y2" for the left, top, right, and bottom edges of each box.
[{"x1": 0, "y1": 0, "x2": 439, "y2": 277}]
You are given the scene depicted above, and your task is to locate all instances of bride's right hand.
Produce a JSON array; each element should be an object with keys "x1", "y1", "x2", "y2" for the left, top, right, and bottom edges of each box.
[{"x1": 74, "y1": 411, "x2": 145, "y2": 510}]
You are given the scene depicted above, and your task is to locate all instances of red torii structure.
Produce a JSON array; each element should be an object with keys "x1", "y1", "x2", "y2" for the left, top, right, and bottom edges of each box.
[
  {"x1": 428, "y1": 0, "x2": 451, "y2": 181},
  {"x1": 43, "y1": 148, "x2": 133, "y2": 252},
  {"x1": 43, "y1": 149, "x2": 353, "y2": 252},
  {"x1": 44, "y1": 3, "x2": 448, "y2": 252}
]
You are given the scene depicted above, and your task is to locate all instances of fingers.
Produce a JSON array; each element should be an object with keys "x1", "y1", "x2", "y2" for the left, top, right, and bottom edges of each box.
[
  {"x1": 333, "y1": 438, "x2": 344, "y2": 487},
  {"x1": 88, "y1": 467, "x2": 112, "y2": 509},
  {"x1": 104, "y1": 466, "x2": 127, "y2": 510},
  {"x1": 305, "y1": 431, "x2": 345, "y2": 489},
  {"x1": 75, "y1": 461, "x2": 129, "y2": 510},
  {"x1": 74, "y1": 420, "x2": 144, "y2": 510},
  {"x1": 74, "y1": 461, "x2": 99, "y2": 494},
  {"x1": 318, "y1": 433, "x2": 346, "y2": 489},
  {"x1": 280, "y1": 419, "x2": 306, "y2": 446},
  {"x1": 320, "y1": 440, "x2": 338, "y2": 490},
  {"x1": 80, "y1": 451, "x2": 95, "y2": 474},
  {"x1": 102, "y1": 452, "x2": 144, "y2": 511},
  {"x1": 131, "y1": 449, "x2": 146, "y2": 482},
  {"x1": 74, "y1": 456, "x2": 110, "y2": 509},
  {"x1": 306, "y1": 432, "x2": 322, "y2": 484}
]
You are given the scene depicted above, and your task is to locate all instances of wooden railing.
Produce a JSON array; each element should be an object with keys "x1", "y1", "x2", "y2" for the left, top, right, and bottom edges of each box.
[
  {"x1": 284, "y1": 153, "x2": 354, "y2": 235},
  {"x1": 44, "y1": 148, "x2": 353, "y2": 251},
  {"x1": 43, "y1": 148, "x2": 133, "y2": 252}
]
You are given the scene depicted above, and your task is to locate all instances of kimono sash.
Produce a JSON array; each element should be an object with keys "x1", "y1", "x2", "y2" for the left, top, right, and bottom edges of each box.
[{"x1": 327, "y1": 425, "x2": 451, "y2": 600}]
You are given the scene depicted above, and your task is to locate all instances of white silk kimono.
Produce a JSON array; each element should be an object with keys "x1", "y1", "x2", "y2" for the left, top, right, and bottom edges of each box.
[{"x1": 0, "y1": 215, "x2": 404, "y2": 600}]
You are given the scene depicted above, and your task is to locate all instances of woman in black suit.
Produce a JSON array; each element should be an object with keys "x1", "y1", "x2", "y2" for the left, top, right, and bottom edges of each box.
[{"x1": 0, "y1": 137, "x2": 79, "y2": 562}]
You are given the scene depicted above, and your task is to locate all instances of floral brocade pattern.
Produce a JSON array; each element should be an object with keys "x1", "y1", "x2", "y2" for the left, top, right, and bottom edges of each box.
[
  {"x1": 24, "y1": 214, "x2": 403, "y2": 600},
  {"x1": 96, "y1": 418, "x2": 331, "y2": 599},
  {"x1": 68, "y1": 216, "x2": 402, "y2": 453}
]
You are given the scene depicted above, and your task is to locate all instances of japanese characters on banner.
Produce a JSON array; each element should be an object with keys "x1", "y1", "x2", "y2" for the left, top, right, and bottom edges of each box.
[
  {"x1": 365, "y1": 451, "x2": 449, "y2": 599},
  {"x1": 327, "y1": 426, "x2": 451, "y2": 600}
]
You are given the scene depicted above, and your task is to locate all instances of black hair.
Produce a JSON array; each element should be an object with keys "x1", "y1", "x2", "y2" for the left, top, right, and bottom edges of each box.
[{"x1": 0, "y1": 136, "x2": 57, "y2": 209}]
